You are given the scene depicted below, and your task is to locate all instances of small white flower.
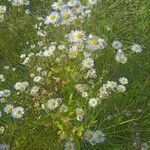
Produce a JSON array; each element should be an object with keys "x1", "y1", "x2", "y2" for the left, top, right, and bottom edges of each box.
[
  {"x1": 0, "y1": 5, "x2": 6, "y2": 14},
  {"x1": 58, "y1": 45, "x2": 65, "y2": 50},
  {"x1": 14, "y1": 82, "x2": 29, "y2": 91},
  {"x1": 86, "y1": 68, "x2": 97, "y2": 78},
  {"x1": 84, "y1": 130, "x2": 95, "y2": 143},
  {"x1": 20, "y1": 54, "x2": 26, "y2": 59},
  {"x1": 112, "y1": 41, "x2": 123, "y2": 50},
  {"x1": 30, "y1": 73, "x2": 35, "y2": 78},
  {"x1": 88, "y1": 0, "x2": 98, "y2": 5},
  {"x1": 45, "y1": 12, "x2": 59, "y2": 25},
  {"x1": 12, "y1": 107, "x2": 25, "y2": 119},
  {"x1": 22, "y1": 57, "x2": 30, "y2": 65},
  {"x1": 117, "y1": 85, "x2": 126, "y2": 92},
  {"x1": 64, "y1": 142, "x2": 75, "y2": 150},
  {"x1": 43, "y1": 46, "x2": 55, "y2": 57},
  {"x1": 68, "y1": 30, "x2": 86, "y2": 43},
  {"x1": 131, "y1": 44, "x2": 143, "y2": 53},
  {"x1": 82, "y1": 92, "x2": 88, "y2": 97},
  {"x1": 115, "y1": 49, "x2": 127, "y2": 64},
  {"x1": 119, "y1": 77, "x2": 128, "y2": 85},
  {"x1": 33, "y1": 76, "x2": 42, "y2": 83},
  {"x1": 106, "y1": 81, "x2": 117, "y2": 90},
  {"x1": 87, "y1": 35, "x2": 106, "y2": 50},
  {"x1": 4, "y1": 104, "x2": 14, "y2": 114},
  {"x1": 30, "y1": 86, "x2": 40, "y2": 96},
  {"x1": 60, "y1": 104, "x2": 68, "y2": 112},
  {"x1": 82, "y1": 58, "x2": 94, "y2": 69},
  {"x1": 76, "y1": 108, "x2": 84, "y2": 121},
  {"x1": 89, "y1": 98, "x2": 99, "y2": 107},
  {"x1": 47, "y1": 99, "x2": 59, "y2": 110},
  {"x1": 61, "y1": 9, "x2": 75, "y2": 25},
  {"x1": 51, "y1": 0, "x2": 64, "y2": 10},
  {"x1": 0, "y1": 126, "x2": 4, "y2": 134},
  {"x1": 93, "y1": 130, "x2": 105, "y2": 144},
  {"x1": 69, "y1": 49, "x2": 78, "y2": 59},
  {"x1": 67, "y1": 0, "x2": 80, "y2": 7},
  {"x1": 12, "y1": 0, "x2": 30, "y2": 6}
]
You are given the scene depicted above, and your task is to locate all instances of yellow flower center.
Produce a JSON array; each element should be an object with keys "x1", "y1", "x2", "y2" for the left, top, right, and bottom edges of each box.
[
  {"x1": 49, "y1": 102, "x2": 55, "y2": 106},
  {"x1": 16, "y1": 111, "x2": 21, "y2": 115},
  {"x1": 64, "y1": 13, "x2": 71, "y2": 19},
  {"x1": 8, "y1": 107, "x2": 13, "y2": 113},
  {"x1": 70, "y1": 51, "x2": 77, "y2": 58},
  {"x1": 86, "y1": 133, "x2": 93, "y2": 139},
  {"x1": 92, "y1": 39, "x2": 99, "y2": 45},
  {"x1": 49, "y1": 15, "x2": 56, "y2": 20},
  {"x1": 67, "y1": 144, "x2": 72, "y2": 150},
  {"x1": 56, "y1": 2, "x2": 62, "y2": 6},
  {"x1": 76, "y1": 33, "x2": 82, "y2": 39},
  {"x1": 96, "y1": 134, "x2": 102, "y2": 139}
]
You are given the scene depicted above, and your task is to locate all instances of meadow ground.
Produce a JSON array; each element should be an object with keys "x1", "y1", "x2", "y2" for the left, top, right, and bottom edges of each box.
[{"x1": 0, "y1": 0, "x2": 150, "y2": 150}]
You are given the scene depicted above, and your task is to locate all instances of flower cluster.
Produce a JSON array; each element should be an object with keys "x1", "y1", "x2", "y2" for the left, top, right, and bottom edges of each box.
[
  {"x1": 112, "y1": 40, "x2": 143, "y2": 64},
  {"x1": 99, "y1": 77, "x2": 128, "y2": 99},
  {"x1": 0, "y1": 0, "x2": 144, "y2": 149},
  {"x1": 9, "y1": 0, "x2": 30, "y2": 6},
  {"x1": 84, "y1": 130, "x2": 105, "y2": 144},
  {"x1": 0, "y1": 5, "x2": 6, "y2": 22},
  {"x1": 44, "y1": 0, "x2": 97, "y2": 26},
  {"x1": 0, "y1": 74, "x2": 5, "y2": 82}
]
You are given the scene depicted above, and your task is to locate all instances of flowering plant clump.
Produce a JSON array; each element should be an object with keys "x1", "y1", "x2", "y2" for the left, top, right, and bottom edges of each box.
[{"x1": 0, "y1": 0, "x2": 146, "y2": 149}]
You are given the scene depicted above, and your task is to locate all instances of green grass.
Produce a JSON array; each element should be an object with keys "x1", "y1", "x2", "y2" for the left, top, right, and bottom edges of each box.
[{"x1": 0, "y1": 0, "x2": 150, "y2": 149}]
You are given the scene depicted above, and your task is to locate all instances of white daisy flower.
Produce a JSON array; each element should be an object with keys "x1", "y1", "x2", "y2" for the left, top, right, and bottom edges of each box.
[
  {"x1": 12, "y1": 107, "x2": 25, "y2": 119},
  {"x1": 43, "y1": 46, "x2": 55, "y2": 57},
  {"x1": 47, "y1": 99, "x2": 59, "y2": 110},
  {"x1": 68, "y1": 30, "x2": 86, "y2": 43},
  {"x1": 76, "y1": 108, "x2": 84, "y2": 121},
  {"x1": 82, "y1": 92, "x2": 88, "y2": 97},
  {"x1": 131, "y1": 44, "x2": 143, "y2": 53},
  {"x1": 12, "y1": 0, "x2": 30, "y2": 6},
  {"x1": 64, "y1": 142, "x2": 75, "y2": 150},
  {"x1": 4, "y1": 104, "x2": 14, "y2": 114},
  {"x1": 0, "y1": 5, "x2": 6, "y2": 14},
  {"x1": 0, "y1": 74, "x2": 5, "y2": 82},
  {"x1": 22, "y1": 57, "x2": 30, "y2": 65},
  {"x1": 117, "y1": 85, "x2": 126, "y2": 93},
  {"x1": 86, "y1": 68, "x2": 97, "y2": 78},
  {"x1": 60, "y1": 104, "x2": 68, "y2": 112},
  {"x1": 51, "y1": 0, "x2": 64, "y2": 10},
  {"x1": 45, "y1": 12, "x2": 59, "y2": 25},
  {"x1": 30, "y1": 86, "x2": 40, "y2": 96},
  {"x1": 20, "y1": 53, "x2": 26, "y2": 58},
  {"x1": 61, "y1": 9, "x2": 75, "y2": 25},
  {"x1": 89, "y1": 98, "x2": 99, "y2": 107},
  {"x1": 67, "y1": 0, "x2": 80, "y2": 7},
  {"x1": 0, "y1": 14, "x2": 4, "y2": 22},
  {"x1": 106, "y1": 81, "x2": 117, "y2": 90},
  {"x1": 119, "y1": 77, "x2": 128, "y2": 85},
  {"x1": 33, "y1": 76, "x2": 43, "y2": 83},
  {"x1": 84, "y1": 130, "x2": 95, "y2": 143},
  {"x1": 87, "y1": 35, "x2": 106, "y2": 50},
  {"x1": 115, "y1": 49, "x2": 127, "y2": 64},
  {"x1": 93, "y1": 130, "x2": 105, "y2": 144},
  {"x1": 14, "y1": 82, "x2": 29, "y2": 91},
  {"x1": 69, "y1": 48, "x2": 78, "y2": 59},
  {"x1": 0, "y1": 126, "x2": 4, "y2": 134},
  {"x1": 88, "y1": 0, "x2": 98, "y2": 5},
  {"x1": 58, "y1": 45, "x2": 66, "y2": 50},
  {"x1": 82, "y1": 58, "x2": 94, "y2": 69},
  {"x1": 112, "y1": 41, "x2": 123, "y2": 50}
]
